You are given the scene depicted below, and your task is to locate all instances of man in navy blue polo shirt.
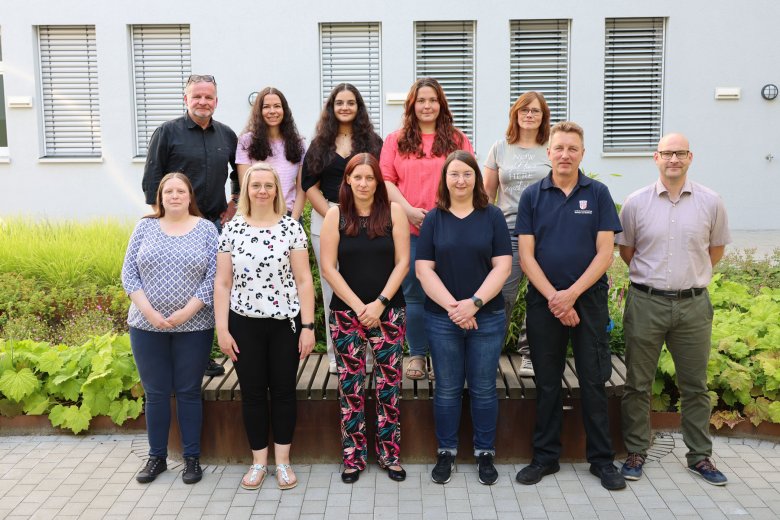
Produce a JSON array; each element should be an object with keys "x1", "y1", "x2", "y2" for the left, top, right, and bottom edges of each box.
[{"x1": 514, "y1": 122, "x2": 624, "y2": 490}]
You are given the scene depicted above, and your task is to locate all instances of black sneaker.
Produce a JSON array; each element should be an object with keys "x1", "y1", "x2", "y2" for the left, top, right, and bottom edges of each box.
[
  {"x1": 182, "y1": 457, "x2": 202, "y2": 484},
  {"x1": 205, "y1": 359, "x2": 225, "y2": 377},
  {"x1": 515, "y1": 461, "x2": 560, "y2": 485},
  {"x1": 476, "y1": 452, "x2": 498, "y2": 485},
  {"x1": 590, "y1": 463, "x2": 626, "y2": 490},
  {"x1": 431, "y1": 451, "x2": 455, "y2": 484},
  {"x1": 136, "y1": 456, "x2": 167, "y2": 483}
]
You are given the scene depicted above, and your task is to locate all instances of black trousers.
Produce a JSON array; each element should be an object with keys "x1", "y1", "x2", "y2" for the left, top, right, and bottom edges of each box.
[
  {"x1": 229, "y1": 311, "x2": 300, "y2": 450},
  {"x1": 526, "y1": 284, "x2": 615, "y2": 467}
]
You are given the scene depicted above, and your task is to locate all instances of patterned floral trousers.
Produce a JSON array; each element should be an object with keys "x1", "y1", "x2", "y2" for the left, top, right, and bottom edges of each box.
[{"x1": 329, "y1": 307, "x2": 406, "y2": 470}]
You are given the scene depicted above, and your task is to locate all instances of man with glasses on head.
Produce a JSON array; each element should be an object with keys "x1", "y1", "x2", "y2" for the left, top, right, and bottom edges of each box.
[
  {"x1": 617, "y1": 133, "x2": 730, "y2": 486},
  {"x1": 142, "y1": 74, "x2": 238, "y2": 377}
]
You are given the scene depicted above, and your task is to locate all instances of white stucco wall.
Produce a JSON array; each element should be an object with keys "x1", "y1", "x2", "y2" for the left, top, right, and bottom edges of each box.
[{"x1": 1, "y1": 0, "x2": 778, "y2": 229}]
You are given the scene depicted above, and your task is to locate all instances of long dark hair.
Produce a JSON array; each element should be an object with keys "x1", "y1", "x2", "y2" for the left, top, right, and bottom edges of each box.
[
  {"x1": 436, "y1": 151, "x2": 489, "y2": 211},
  {"x1": 397, "y1": 77, "x2": 464, "y2": 158},
  {"x1": 338, "y1": 153, "x2": 390, "y2": 238},
  {"x1": 146, "y1": 172, "x2": 203, "y2": 218},
  {"x1": 243, "y1": 87, "x2": 304, "y2": 164},
  {"x1": 306, "y1": 83, "x2": 382, "y2": 175}
]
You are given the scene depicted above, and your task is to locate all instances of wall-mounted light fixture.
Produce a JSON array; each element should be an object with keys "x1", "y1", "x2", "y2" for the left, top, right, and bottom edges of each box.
[
  {"x1": 762, "y1": 84, "x2": 778, "y2": 101},
  {"x1": 248, "y1": 92, "x2": 258, "y2": 106}
]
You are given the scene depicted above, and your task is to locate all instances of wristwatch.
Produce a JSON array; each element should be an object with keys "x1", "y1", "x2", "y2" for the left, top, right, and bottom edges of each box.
[
  {"x1": 377, "y1": 295, "x2": 390, "y2": 306},
  {"x1": 301, "y1": 322, "x2": 315, "y2": 330},
  {"x1": 470, "y1": 296, "x2": 484, "y2": 308}
]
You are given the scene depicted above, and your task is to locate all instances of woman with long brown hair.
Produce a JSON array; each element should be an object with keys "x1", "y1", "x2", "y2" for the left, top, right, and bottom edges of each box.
[
  {"x1": 302, "y1": 83, "x2": 383, "y2": 374},
  {"x1": 379, "y1": 77, "x2": 473, "y2": 380},
  {"x1": 320, "y1": 153, "x2": 410, "y2": 483}
]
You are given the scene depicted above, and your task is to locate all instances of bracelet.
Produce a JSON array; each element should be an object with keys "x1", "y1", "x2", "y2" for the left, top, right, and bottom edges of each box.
[
  {"x1": 377, "y1": 295, "x2": 390, "y2": 306},
  {"x1": 301, "y1": 322, "x2": 315, "y2": 330}
]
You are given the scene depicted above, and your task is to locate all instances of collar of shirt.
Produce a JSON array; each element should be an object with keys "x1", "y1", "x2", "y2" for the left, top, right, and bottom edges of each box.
[
  {"x1": 540, "y1": 169, "x2": 592, "y2": 192},
  {"x1": 185, "y1": 112, "x2": 214, "y2": 131},
  {"x1": 655, "y1": 178, "x2": 693, "y2": 198}
]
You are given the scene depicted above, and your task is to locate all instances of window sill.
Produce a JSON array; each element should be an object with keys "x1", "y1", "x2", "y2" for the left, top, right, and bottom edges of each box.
[
  {"x1": 39, "y1": 157, "x2": 104, "y2": 164},
  {"x1": 0, "y1": 156, "x2": 10, "y2": 164},
  {"x1": 132, "y1": 157, "x2": 147, "y2": 164},
  {"x1": 601, "y1": 152, "x2": 654, "y2": 158}
]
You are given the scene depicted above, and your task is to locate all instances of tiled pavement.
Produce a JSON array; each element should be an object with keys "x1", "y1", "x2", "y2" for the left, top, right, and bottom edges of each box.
[{"x1": 0, "y1": 434, "x2": 779, "y2": 519}]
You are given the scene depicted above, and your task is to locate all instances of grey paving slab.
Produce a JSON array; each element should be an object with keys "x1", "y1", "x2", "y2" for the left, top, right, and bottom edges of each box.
[{"x1": 0, "y1": 433, "x2": 778, "y2": 518}]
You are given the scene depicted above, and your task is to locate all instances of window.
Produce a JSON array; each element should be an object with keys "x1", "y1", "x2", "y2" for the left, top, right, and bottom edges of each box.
[
  {"x1": 320, "y1": 23, "x2": 381, "y2": 133},
  {"x1": 131, "y1": 24, "x2": 191, "y2": 157},
  {"x1": 415, "y1": 21, "x2": 475, "y2": 145},
  {"x1": 510, "y1": 19, "x2": 569, "y2": 124},
  {"x1": 0, "y1": 31, "x2": 8, "y2": 156},
  {"x1": 37, "y1": 25, "x2": 101, "y2": 158},
  {"x1": 603, "y1": 17, "x2": 665, "y2": 153}
]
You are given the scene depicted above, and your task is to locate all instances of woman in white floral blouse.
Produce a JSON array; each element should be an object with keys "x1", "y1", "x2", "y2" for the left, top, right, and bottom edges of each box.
[{"x1": 214, "y1": 162, "x2": 315, "y2": 491}]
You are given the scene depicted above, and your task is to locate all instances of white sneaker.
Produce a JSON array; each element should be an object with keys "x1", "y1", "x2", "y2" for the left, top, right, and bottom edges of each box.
[
  {"x1": 517, "y1": 355, "x2": 534, "y2": 377},
  {"x1": 329, "y1": 361, "x2": 337, "y2": 374}
]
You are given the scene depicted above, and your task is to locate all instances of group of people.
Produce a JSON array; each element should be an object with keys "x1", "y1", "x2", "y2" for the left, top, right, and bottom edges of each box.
[{"x1": 121, "y1": 73, "x2": 731, "y2": 491}]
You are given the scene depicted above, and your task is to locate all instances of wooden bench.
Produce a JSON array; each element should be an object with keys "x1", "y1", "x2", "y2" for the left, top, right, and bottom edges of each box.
[{"x1": 169, "y1": 353, "x2": 628, "y2": 464}]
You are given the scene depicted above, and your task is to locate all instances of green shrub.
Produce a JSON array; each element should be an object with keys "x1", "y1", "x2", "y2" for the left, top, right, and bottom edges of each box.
[
  {"x1": 1, "y1": 315, "x2": 52, "y2": 343},
  {"x1": 0, "y1": 334, "x2": 143, "y2": 433},
  {"x1": 56, "y1": 308, "x2": 118, "y2": 347}
]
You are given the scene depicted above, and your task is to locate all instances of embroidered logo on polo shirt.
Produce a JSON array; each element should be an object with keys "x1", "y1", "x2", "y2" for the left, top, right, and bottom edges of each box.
[{"x1": 574, "y1": 200, "x2": 593, "y2": 215}]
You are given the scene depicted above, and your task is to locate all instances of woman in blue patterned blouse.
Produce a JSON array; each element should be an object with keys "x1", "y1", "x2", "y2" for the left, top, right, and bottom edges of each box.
[{"x1": 121, "y1": 172, "x2": 218, "y2": 485}]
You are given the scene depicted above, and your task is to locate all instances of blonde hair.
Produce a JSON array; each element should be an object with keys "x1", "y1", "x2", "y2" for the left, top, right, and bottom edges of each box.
[{"x1": 238, "y1": 162, "x2": 286, "y2": 217}]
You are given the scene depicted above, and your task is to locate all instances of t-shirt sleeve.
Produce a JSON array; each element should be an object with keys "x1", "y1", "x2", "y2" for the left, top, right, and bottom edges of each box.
[
  {"x1": 614, "y1": 197, "x2": 636, "y2": 247},
  {"x1": 514, "y1": 186, "x2": 535, "y2": 236},
  {"x1": 459, "y1": 132, "x2": 474, "y2": 154},
  {"x1": 218, "y1": 221, "x2": 234, "y2": 253},
  {"x1": 301, "y1": 151, "x2": 319, "y2": 192},
  {"x1": 235, "y1": 133, "x2": 252, "y2": 165},
  {"x1": 194, "y1": 222, "x2": 218, "y2": 307},
  {"x1": 121, "y1": 219, "x2": 149, "y2": 294},
  {"x1": 290, "y1": 219, "x2": 308, "y2": 250},
  {"x1": 490, "y1": 207, "x2": 512, "y2": 257},
  {"x1": 415, "y1": 210, "x2": 437, "y2": 261},
  {"x1": 484, "y1": 141, "x2": 499, "y2": 170},
  {"x1": 597, "y1": 184, "x2": 622, "y2": 234},
  {"x1": 710, "y1": 194, "x2": 731, "y2": 247},
  {"x1": 379, "y1": 132, "x2": 399, "y2": 184}
]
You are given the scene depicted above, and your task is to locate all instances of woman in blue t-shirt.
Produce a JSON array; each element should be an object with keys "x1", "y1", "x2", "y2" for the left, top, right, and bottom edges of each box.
[
  {"x1": 415, "y1": 151, "x2": 512, "y2": 486},
  {"x1": 319, "y1": 153, "x2": 410, "y2": 484}
]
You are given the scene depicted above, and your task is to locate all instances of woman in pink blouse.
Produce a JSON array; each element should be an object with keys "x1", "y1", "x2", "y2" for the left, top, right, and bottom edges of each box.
[
  {"x1": 236, "y1": 87, "x2": 306, "y2": 220},
  {"x1": 379, "y1": 77, "x2": 473, "y2": 380}
]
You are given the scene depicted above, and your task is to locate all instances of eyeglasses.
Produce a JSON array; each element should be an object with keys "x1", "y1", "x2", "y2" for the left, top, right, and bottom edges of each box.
[
  {"x1": 187, "y1": 74, "x2": 217, "y2": 86},
  {"x1": 521, "y1": 108, "x2": 542, "y2": 116},
  {"x1": 657, "y1": 150, "x2": 690, "y2": 160},
  {"x1": 447, "y1": 172, "x2": 475, "y2": 181}
]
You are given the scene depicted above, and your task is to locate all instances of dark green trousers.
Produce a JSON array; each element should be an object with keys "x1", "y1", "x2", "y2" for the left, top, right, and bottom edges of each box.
[{"x1": 621, "y1": 285, "x2": 714, "y2": 466}]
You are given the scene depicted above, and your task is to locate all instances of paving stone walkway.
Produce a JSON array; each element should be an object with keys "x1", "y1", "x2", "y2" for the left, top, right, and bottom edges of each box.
[{"x1": 0, "y1": 433, "x2": 779, "y2": 519}]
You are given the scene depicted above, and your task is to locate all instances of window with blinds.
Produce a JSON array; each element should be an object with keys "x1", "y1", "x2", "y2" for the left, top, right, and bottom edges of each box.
[
  {"x1": 131, "y1": 24, "x2": 191, "y2": 157},
  {"x1": 415, "y1": 21, "x2": 475, "y2": 145},
  {"x1": 510, "y1": 19, "x2": 569, "y2": 124},
  {"x1": 603, "y1": 17, "x2": 665, "y2": 153},
  {"x1": 37, "y1": 25, "x2": 101, "y2": 158},
  {"x1": 320, "y1": 23, "x2": 381, "y2": 134},
  {"x1": 0, "y1": 29, "x2": 7, "y2": 155}
]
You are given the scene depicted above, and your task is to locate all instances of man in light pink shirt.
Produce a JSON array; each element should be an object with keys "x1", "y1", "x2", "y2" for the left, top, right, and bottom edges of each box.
[{"x1": 616, "y1": 133, "x2": 730, "y2": 486}]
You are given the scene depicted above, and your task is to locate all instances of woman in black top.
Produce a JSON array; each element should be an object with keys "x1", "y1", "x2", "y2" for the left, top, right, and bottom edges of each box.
[
  {"x1": 302, "y1": 83, "x2": 383, "y2": 374},
  {"x1": 320, "y1": 153, "x2": 410, "y2": 483}
]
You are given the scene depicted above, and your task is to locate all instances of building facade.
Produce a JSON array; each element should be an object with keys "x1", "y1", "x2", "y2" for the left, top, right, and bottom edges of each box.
[{"x1": 1, "y1": 0, "x2": 778, "y2": 229}]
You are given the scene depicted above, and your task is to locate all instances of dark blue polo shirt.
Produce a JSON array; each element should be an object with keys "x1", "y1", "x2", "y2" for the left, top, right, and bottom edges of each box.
[{"x1": 514, "y1": 170, "x2": 621, "y2": 290}]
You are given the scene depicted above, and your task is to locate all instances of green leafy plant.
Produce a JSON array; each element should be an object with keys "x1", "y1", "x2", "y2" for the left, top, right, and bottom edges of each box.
[{"x1": 0, "y1": 334, "x2": 143, "y2": 433}]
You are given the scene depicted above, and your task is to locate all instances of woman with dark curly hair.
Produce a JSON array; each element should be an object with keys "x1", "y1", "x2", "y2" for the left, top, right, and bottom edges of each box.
[
  {"x1": 379, "y1": 77, "x2": 473, "y2": 381},
  {"x1": 302, "y1": 83, "x2": 383, "y2": 374},
  {"x1": 236, "y1": 87, "x2": 306, "y2": 219}
]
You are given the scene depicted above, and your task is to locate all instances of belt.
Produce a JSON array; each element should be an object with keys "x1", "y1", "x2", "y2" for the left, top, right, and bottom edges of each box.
[{"x1": 630, "y1": 282, "x2": 705, "y2": 299}]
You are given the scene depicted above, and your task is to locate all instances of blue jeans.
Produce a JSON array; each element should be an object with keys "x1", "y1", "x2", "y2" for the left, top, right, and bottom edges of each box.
[
  {"x1": 130, "y1": 327, "x2": 213, "y2": 458},
  {"x1": 426, "y1": 309, "x2": 505, "y2": 455},
  {"x1": 404, "y1": 235, "x2": 428, "y2": 357}
]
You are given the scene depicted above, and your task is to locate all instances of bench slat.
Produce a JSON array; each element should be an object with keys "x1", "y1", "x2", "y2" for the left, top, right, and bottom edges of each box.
[
  {"x1": 310, "y1": 354, "x2": 330, "y2": 400},
  {"x1": 218, "y1": 360, "x2": 239, "y2": 401},
  {"x1": 499, "y1": 355, "x2": 523, "y2": 399},
  {"x1": 296, "y1": 354, "x2": 319, "y2": 400},
  {"x1": 562, "y1": 360, "x2": 578, "y2": 398},
  {"x1": 508, "y1": 353, "x2": 536, "y2": 399}
]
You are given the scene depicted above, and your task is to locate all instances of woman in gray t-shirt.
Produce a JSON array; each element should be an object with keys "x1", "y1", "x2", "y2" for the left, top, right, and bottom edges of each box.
[{"x1": 484, "y1": 91, "x2": 551, "y2": 376}]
